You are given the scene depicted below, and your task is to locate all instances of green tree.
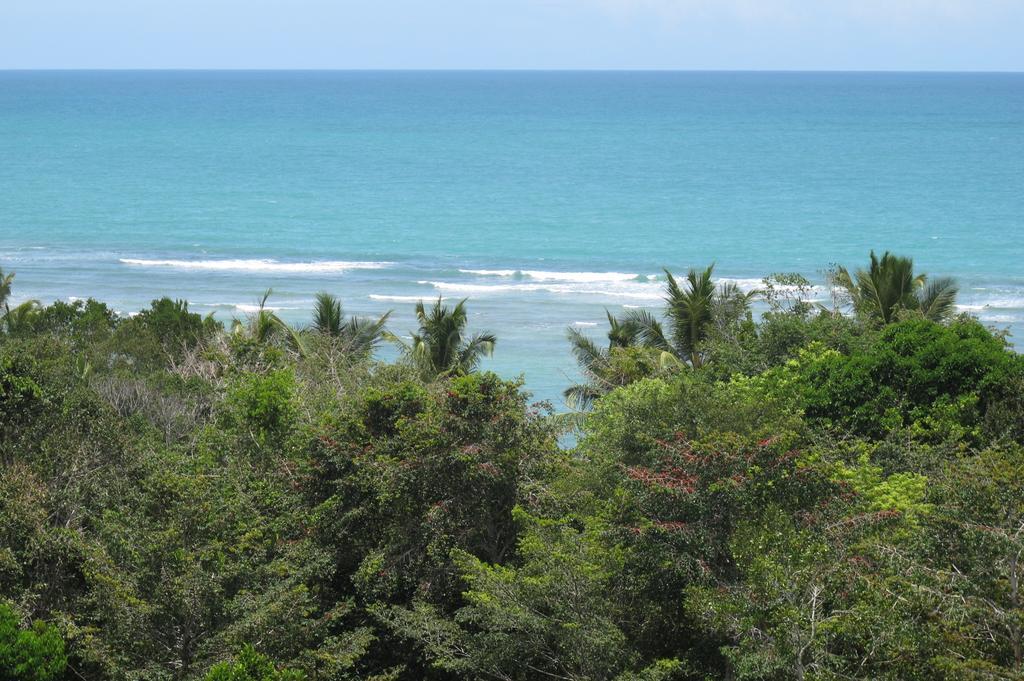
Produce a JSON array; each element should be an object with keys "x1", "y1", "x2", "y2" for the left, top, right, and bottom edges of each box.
[
  {"x1": 384, "y1": 511, "x2": 648, "y2": 681},
  {"x1": 799, "y1": 318, "x2": 1023, "y2": 442},
  {"x1": 832, "y1": 250, "x2": 958, "y2": 324},
  {"x1": 397, "y1": 297, "x2": 495, "y2": 378},
  {"x1": 204, "y1": 645, "x2": 305, "y2": 681},
  {"x1": 564, "y1": 266, "x2": 756, "y2": 407},
  {"x1": 2, "y1": 301, "x2": 42, "y2": 335},
  {"x1": 921, "y1": 446, "x2": 1024, "y2": 675},
  {"x1": 231, "y1": 290, "x2": 305, "y2": 355},
  {"x1": 0, "y1": 602, "x2": 66, "y2": 681},
  {"x1": 564, "y1": 312, "x2": 665, "y2": 409},
  {"x1": 0, "y1": 268, "x2": 14, "y2": 316},
  {"x1": 0, "y1": 355, "x2": 43, "y2": 453},
  {"x1": 623, "y1": 265, "x2": 756, "y2": 368},
  {"x1": 310, "y1": 292, "x2": 390, "y2": 356},
  {"x1": 134, "y1": 297, "x2": 218, "y2": 348}
]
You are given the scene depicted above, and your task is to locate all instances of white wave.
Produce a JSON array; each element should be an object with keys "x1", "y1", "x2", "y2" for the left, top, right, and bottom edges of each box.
[
  {"x1": 231, "y1": 303, "x2": 305, "y2": 313},
  {"x1": 459, "y1": 269, "x2": 520, "y2": 277},
  {"x1": 234, "y1": 303, "x2": 281, "y2": 313},
  {"x1": 203, "y1": 302, "x2": 304, "y2": 313},
  {"x1": 717, "y1": 277, "x2": 829, "y2": 295},
  {"x1": 420, "y1": 280, "x2": 664, "y2": 301},
  {"x1": 958, "y1": 297, "x2": 1024, "y2": 312},
  {"x1": 572, "y1": 321, "x2": 599, "y2": 327},
  {"x1": 717, "y1": 277, "x2": 765, "y2": 291},
  {"x1": 119, "y1": 258, "x2": 391, "y2": 274},
  {"x1": 369, "y1": 294, "x2": 442, "y2": 303},
  {"x1": 460, "y1": 268, "x2": 646, "y2": 283}
]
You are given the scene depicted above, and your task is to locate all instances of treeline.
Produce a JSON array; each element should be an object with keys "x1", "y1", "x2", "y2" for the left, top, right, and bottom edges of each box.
[{"x1": 1, "y1": 252, "x2": 1023, "y2": 681}]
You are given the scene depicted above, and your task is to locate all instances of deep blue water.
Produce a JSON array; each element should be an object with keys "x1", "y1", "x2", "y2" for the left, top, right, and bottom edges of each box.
[{"x1": 2, "y1": 71, "x2": 1022, "y2": 403}]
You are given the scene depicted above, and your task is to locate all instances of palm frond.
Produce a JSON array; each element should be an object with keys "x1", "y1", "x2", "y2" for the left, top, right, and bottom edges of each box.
[
  {"x1": 457, "y1": 332, "x2": 496, "y2": 372},
  {"x1": 0, "y1": 268, "x2": 14, "y2": 313},
  {"x1": 664, "y1": 264, "x2": 716, "y2": 367},
  {"x1": 566, "y1": 327, "x2": 607, "y2": 374},
  {"x1": 563, "y1": 383, "x2": 602, "y2": 411},
  {"x1": 344, "y1": 310, "x2": 392, "y2": 355},
  {"x1": 313, "y1": 292, "x2": 344, "y2": 336},
  {"x1": 619, "y1": 308, "x2": 671, "y2": 351},
  {"x1": 404, "y1": 297, "x2": 494, "y2": 378},
  {"x1": 918, "y1": 276, "x2": 959, "y2": 322},
  {"x1": 2, "y1": 299, "x2": 40, "y2": 334}
]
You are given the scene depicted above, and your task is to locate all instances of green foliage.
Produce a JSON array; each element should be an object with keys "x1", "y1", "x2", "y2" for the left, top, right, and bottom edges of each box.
[
  {"x1": 830, "y1": 452, "x2": 931, "y2": 521},
  {"x1": 400, "y1": 297, "x2": 496, "y2": 379},
  {"x1": 0, "y1": 355, "x2": 43, "y2": 438},
  {"x1": 832, "y1": 250, "x2": 959, "y2": 324},
  {"x1": 919, "y1": 445, "x2": 1024, "y2": 674},
  {"x1": 0, "y1": 602, "x2": 66, "y2": 681},
  {"x1": 385, "y1": 511, "x2": 640, "y2": 681},
  {"x1": 31, "y1": 298, "x2": 119, "y2": 343},
  {"x1": 0, "y1": 258, "x2": 1020, "y2": 681},
  {"x1": 686, "y1": 509, "x2": 836, "y2": 680},
  {"x1": 800, "y1": 318, "x2": 1023, "y2": 442},
  {"x1": 225, "y1": 368, "x2": 297, "y2": 447},
  {"x1": 204, "y1": 645, "x2": 305, "y2": 681},
  {"x1": 310, "y1": 292, "x2": 390, "y2": 357}
]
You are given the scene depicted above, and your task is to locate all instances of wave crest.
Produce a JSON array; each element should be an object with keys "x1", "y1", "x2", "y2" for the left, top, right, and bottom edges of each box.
[
  {"x1": 120, "y1": 258, "x2": 391, "y2": 274},
  {"x1": 459, "y1": 269, "x2": 648, "y2": 283}
]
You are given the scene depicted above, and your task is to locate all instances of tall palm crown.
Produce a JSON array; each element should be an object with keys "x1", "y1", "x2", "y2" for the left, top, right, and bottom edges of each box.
[
  {"x1": 833, "y1": 250, "x2": 958, "y2": 324},
  {"x1": 564, "y1": 264, "x2": 756, "y2": 408},
  {"x1": 564, "y1": 311, "x2": 650, "y2": 409},
  {"x1": 404, "y1": 297, "x2": 495, "y2": 378},
  {"x1": 0, "y1": 268, "x2": 15, "y2": 315},
  {"x1": 311, "y1": 292, "x2": 391, "y2": 356},
  {"x1": 664, "y1": 265, "x2": 718, "y2": 367},
  {"x1": 232, "y1": 289, "x2": 305, "y2": 354},
  {"x1": 2, "y1": 301, "x2": 41, "y2": 334},
  {"x1": 312, "y1": 292, "x2": 345, "y2": 336},
  {"x1": 618, "y1": 264, "x2": 754, "y2": 369}
]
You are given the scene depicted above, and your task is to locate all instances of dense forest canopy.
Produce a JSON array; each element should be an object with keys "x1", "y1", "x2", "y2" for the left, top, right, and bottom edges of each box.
[{"x1": 1, "y1": 252, "x2": 1022, "y2": 681}]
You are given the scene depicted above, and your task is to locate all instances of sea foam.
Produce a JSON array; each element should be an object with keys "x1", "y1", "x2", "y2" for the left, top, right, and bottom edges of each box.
[
  {"x1": 459, "y1": 269, "x2": 646, "y2": 283},
  {"x1": 369, "y1": 294, "x2": 442, "y2": 303},
  {"x1": 421, "y1": 280, "x2": 664, "y2": 301},
  {"x1": 119, "y1": 258, "x2": 391, "y2": 274}
]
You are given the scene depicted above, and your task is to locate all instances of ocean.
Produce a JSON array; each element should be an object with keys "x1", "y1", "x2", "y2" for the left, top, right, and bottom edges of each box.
[{"x1": 1, "y1": 71, "x2": 1021, "y2": 404}]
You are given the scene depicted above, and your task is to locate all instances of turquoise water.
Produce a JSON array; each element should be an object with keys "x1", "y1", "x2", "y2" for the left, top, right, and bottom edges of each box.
[{"x1": 2, "y1": 71, "x2": 1022, "y2": 403}]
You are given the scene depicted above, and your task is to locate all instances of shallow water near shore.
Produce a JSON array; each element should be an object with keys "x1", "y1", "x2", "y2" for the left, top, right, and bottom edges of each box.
[{"x1": 2, "y1": 70, "x2": 1022, "y2": 404}]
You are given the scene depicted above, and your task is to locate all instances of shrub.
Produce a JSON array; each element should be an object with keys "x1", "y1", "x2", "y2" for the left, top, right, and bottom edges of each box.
[
  {"x1": 204, "y1": 645, "x2": 305, "y2": 681},
  {"x1": 799, "y1": 318, "x2": 1023, "y2": 442},
  {"x1": 0, "y1": 603, "x2": 66, "y2": 681}
]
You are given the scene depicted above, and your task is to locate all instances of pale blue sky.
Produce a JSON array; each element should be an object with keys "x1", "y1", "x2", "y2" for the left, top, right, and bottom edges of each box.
[{"x1": 2, "y1": 0, "x2": 1022, "y2": 70}]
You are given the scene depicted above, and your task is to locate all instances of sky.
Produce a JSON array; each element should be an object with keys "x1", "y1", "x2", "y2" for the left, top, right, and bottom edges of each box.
[{"x1": 1, "y1": 0, "x2": 1023, "y2": 71}]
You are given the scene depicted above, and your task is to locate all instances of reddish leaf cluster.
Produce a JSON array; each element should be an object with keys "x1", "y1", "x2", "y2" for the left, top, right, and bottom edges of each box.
[{"x1": 625, "y1": 464, "x2": 697, "y2": 493}]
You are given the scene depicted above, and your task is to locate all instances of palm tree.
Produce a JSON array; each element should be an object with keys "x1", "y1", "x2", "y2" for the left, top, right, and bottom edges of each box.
[
  {"x1": 832, "y1": 251, "x2": 958, "y2": 324},
  {"x1": 311, "y1": 292, "x2": 391, "y2": 356},
  {"x1": 563, "y1": 311, "x2": 656, "y2": 409},
  {"x1": 312, "y1": 292, "x2": 345, "y2": 336},
  {"x1": 396, "y1": 297, "x2": 495, "y2": 378},
  {"x1": 562, "y1": 269, "x2": 757, "y2": 409},
  {"x1": 2, "y1": 300, "x2": 41, "y2": 334},
  {"x1": 618, "y1": 264, "x2": 756, "y2": 368},
  {"x1": 0, "y1": 268, "x2": 15, "y2": 316},
  {"x1": 232, "y1": 289, "x2": 305, "y2": 354}
]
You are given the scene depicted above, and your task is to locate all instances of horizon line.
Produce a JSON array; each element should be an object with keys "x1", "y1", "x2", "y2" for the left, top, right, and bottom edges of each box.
[{"x1": 2, "y1": 67, "x2": 1023, "y2": 74}]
